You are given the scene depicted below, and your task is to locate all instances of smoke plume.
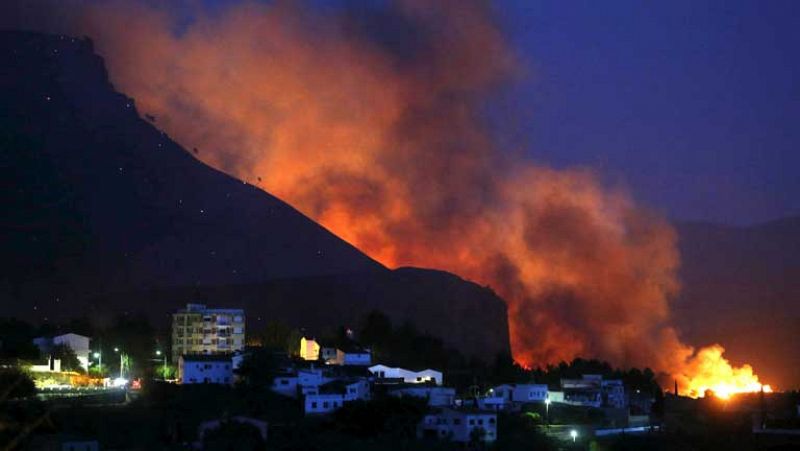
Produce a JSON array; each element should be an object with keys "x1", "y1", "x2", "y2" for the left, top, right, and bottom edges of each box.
[{"x1": 4, "y1": 0, "x2": 771, "y2": 392}]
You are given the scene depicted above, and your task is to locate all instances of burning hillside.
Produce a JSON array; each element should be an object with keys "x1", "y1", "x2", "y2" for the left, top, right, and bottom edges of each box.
[{"x1": 5, "y1": 0, "x2": 772, "y2": 397}]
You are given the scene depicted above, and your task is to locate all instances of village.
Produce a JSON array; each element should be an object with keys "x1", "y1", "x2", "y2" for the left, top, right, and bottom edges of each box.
[{"x1": 2, "y1": 303, "x2": 671, "y2": 449}]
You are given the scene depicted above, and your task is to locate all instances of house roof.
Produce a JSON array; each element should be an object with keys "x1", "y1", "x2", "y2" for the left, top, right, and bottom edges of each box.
[{"x1": 181, "y1": 354, "x2": 233, "y2": 362}]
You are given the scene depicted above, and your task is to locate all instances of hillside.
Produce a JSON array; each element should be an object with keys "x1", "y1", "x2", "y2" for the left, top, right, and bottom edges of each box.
[{"x1": 0, "y1": 31, "x2": 510, "y2": 360}]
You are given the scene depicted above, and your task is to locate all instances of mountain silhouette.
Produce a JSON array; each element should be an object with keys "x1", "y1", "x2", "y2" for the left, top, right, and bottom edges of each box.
[{"x1": 0, "y1": 31, "x2": 509, "y2": 360}]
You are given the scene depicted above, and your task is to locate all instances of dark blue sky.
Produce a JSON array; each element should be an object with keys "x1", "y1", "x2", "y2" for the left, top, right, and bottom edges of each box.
[{"x1": 496, "y1": 0, "x2": 799, "y2": 225}]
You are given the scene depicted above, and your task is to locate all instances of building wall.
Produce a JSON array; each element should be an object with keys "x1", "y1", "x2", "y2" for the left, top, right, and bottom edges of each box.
[
  {"x1": 171, "y1": 304, "x2": 245, "y2": 363},
  {"x1": 300, "y1": 337, "x2": 320, "y2": 361},
  {"x1": 334, "y1": 350, "x2": 371, "y2": 366},
  {"x1": 390, "y1": 387, "x2": 456, "y2": 407},
  {"x1": 344, "y1": 380, "x2": 371, "y2": 401},
  {"x1": 180, "y1": 358, "x2": 233, "y2": 384},
  {"x1": 305, "y1": 394, "x2": 345, "y2": 414},
  {"x1": 418, "y1": 410, "x2": 497, "y2": 443}
]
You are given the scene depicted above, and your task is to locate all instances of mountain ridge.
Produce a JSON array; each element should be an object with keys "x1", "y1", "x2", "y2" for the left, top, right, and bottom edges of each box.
[{"x1": 0, "y1": 30, "x2": 510, "y2": 361}]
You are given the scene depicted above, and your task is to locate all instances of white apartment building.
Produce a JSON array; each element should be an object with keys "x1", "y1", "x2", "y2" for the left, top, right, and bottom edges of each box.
[
  {"x1": 179, "y1": 354, "x2": 234, "y2": 385},
  {"x1": 171, "y1": 303, "x2": 244, "y2": 363},
  {"x1": 369, "y1": 365, "x2": 443, "y2": 385},
  {"x1": 418, "y1": 408, "x2": 498, "y2": 443},
  {"x1": 33, "y1": 333, "x2": 91, "y2": 371}
]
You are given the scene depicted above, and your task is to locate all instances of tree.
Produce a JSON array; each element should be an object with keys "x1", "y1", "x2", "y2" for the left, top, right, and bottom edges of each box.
[
  {"x1": 51, "y1": 343, "x2": 82, "y2": 372},
  {"x1": 259, "y1": 320, "x2": 292, "y2": 350},
  {"x1": 235, "y1": 349, "x2": 279, "y2": 389},
  {"x1": 0, "y1": 369, "x2": 36, "y2": 399}
]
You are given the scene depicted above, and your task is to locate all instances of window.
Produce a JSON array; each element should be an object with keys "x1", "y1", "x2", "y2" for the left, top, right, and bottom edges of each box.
[
  {"x1": 323, "y1": 402, "x2": 329, "y2": 408},
  {"x1": 453, "y1": 419, "x2": 461, "y2": 425},
  {"x1": 469, "y1": 419, "x2": 475, "y2": 425},
  {"x1": 489, "y1": 418, "x2": 496, "y2": 424},
  {"x1": 311, "y1": 402, "x2": 317, "y2": 409},
  {"x1": 280, "y1": 379, "x2": 289, "y2": 385},
  {"x1": 478, "y1": 419, "x2": 484, "y2": 425}
]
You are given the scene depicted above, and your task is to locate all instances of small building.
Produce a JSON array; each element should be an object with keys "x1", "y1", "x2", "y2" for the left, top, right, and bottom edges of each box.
[
  {"x1": 332, "y1": 347, "x2": 371, "y2": 366},
  {"x1": 602, "y1": 379, "x2": 626, "y2": 408},
  {"x1": 560, "y1": 374, "x2": 625, "y2": 408},
  {"x1": 321, "y1": 347, "x2": 337, "y2": 363},
  {"x1": 369, "y1": 364, "x2": 443, "y2": 385},
  {"x1": 491, "y1": 383, "x2": 549, "y2": 405},
  {"x1": 389, "y1": 386, "x2": 456, "y2": 407},
  {"x1": 179, "y1": 354, "x2": 234, "y2": 385},
  {"x1": 272, "y1": 367, "x2": 331, "y2": 398},
  {"x1": 33, "y1": 333, "x2": 91, "y2": 371},
  {"x1": 305, "y1": 393, "x2": 345, "y2": 414},
  {"x1": 300, "y1": 337, "x2": 320, "y2": 361},
  {"x1": 418, "y1": 408, "x2": 497, "y2": 443},
  {"x1": 476, "y1": 395, "x2": 508, "y2": 411},
  {"x1": 304, "y1": 378, "x2": 371, "y2": 414}
]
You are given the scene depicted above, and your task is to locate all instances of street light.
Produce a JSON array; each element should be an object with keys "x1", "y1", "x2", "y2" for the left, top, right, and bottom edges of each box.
[
  {"x1": 93, "y1": 352, "x2": 102, "y2": 377},
  {"x1": 155, "y1": 350, "x2": 167, "y2": 379},
  {"x1": 570, "y1": 429, "x2": 578, "y2": 443},
  {"x1": 545, "y1": 398, "x2": 551, "y2": 429}
]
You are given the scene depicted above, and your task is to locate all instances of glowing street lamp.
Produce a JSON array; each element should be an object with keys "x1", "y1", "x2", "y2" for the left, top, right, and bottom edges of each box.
[
  {"x1": 155, "y1": 350, "x2": 167, "y2": 379},
  {"x1": 570, "y1": 429, "x2": 578, "y2": 443},
  {"x1": 93, "y1": 351, "x2": 102, "y2": 376},
  {"x1": 545, "y1": 398, "x2": 551, "y2": 428}
]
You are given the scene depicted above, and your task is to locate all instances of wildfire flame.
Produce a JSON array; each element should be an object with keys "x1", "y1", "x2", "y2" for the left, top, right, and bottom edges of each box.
[
  {"x1": 676, "y1": 345, "x2": 773, "y2": 399},
  {"x1": 12, "y1": 0, "x2": 773, "y2": 396}
]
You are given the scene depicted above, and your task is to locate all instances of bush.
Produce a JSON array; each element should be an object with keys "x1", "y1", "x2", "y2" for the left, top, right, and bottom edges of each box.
[
  {"x1": 0, "y1": 368, "x2": 36, "y2": 399},
  {"x1": 203, "y1": 419, "x2": 266, "y2": 450}
]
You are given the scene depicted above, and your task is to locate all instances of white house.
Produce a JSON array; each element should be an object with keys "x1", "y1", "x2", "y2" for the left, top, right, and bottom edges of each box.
[
  {"x1": 332, "y1": 347, "x2": 371, "y2": 366},
  {"x1": 33, "y1": 333, "x2": 91, "y2": 371},
  {"x1": 304, "y1": 378, "x2": 371, "y2": 415},
  {"x1": 418, "y1": 408, "x2": 497, "y2": 443},
  {"x1": 30, "y1": 356, "x2": 62, "y2": 373},
  {"x1": 305, "y1": 393, "x2": 345, "y2": 414},
  {"x1": 491, "y1": 384, "x2": 549, "y2": 405},
  {"x1": 369, "y1": 364, "x2": 443, "y2": 385},
  {"x1": 179, "y1": 355, "x2": 234, "y2": 385},
  {"x1": 389, "y1": 386, "x2": 456, "y2": 407},
  {"x1": 272, "y1": 367, "x2": 332, "y2": 398},
  {"x1": 476, "y1": 395, "x2": 508, "y2": 411}
]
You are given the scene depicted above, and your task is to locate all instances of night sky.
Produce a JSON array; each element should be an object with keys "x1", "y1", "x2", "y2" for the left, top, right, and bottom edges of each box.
[{"x1": 497, "y1": 0, "x2": 799, "y2": 225}]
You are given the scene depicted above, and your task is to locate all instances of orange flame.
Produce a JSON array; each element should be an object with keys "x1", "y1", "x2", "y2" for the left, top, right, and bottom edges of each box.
[
  {"x1": 676, "y1": 345, "x2": 773, "y2": 399},
  {"x1": 32, "y1": 0, "x2": 772, "y2": 393}
]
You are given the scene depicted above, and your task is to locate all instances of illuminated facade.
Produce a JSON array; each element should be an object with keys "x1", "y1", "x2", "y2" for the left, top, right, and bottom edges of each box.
[
  {"x1": 171, "y1": 303, "x2": 245, "y2": 363},
  {"x1": 299, "y1": 337, "x2": 320, "y2": 361}
]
